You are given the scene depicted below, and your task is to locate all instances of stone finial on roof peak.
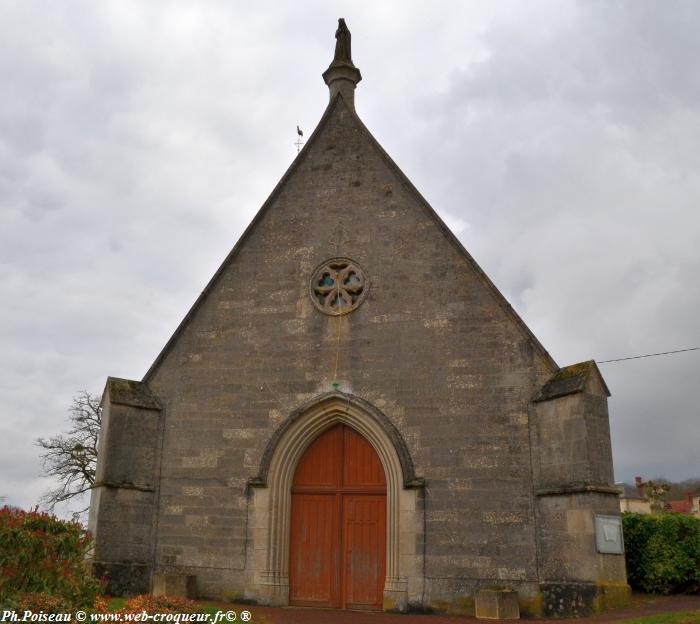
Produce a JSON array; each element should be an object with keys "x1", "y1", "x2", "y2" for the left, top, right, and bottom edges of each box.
[
  {"x1": 333, "y1": 18, "x2": 353, "y2": 64},
  {"x1": 322, "y1": 18, "x2": 362, "y2": 109}
]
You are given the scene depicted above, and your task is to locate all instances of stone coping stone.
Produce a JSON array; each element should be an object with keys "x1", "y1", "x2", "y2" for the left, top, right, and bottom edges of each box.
[{"x1": 107, "y1": 377, "x2": 162, "y2": 410}]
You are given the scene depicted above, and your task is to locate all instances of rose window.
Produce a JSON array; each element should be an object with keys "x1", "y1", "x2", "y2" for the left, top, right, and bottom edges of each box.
[{"x1": 310, "y1": 258, "x2": 368, "y2": 315}]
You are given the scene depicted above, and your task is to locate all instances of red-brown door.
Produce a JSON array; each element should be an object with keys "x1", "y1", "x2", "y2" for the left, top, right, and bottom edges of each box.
[{"x1": 289, "y1": 424, "x2": 386, "y2": 610}]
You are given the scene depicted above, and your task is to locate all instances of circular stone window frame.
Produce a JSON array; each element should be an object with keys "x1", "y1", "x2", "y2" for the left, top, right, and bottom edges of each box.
[{"x1": 309, "y1": 256, "x2": 370, "y2": 316}]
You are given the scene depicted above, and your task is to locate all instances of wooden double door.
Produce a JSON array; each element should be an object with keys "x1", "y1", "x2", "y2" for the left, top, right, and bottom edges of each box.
[{"x1": 289, "y1": 424, "x2": 386, "y2": 610}]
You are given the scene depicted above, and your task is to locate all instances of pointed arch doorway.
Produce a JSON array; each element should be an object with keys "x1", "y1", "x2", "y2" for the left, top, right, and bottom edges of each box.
[{"x1": 289, "y1": 423, "x2": 386, "y2": 610}]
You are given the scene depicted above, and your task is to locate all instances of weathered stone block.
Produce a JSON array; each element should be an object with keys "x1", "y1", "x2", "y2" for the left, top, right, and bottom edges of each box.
[
  {"x1": 475, "y1": 588, "x2": 520, "y2": 620},
  {"x1": 595, "y1": 583, "x2": 631, "y2": 612},
  {"x1": 152, "y1": 573, "x2": 197, "y2": 599},
  {"x1": 541, "y1": 582, "x2": 596, "y2": 618},
  {"x1": 91, "y1": 562, "x2": 150, "y2": 597}
]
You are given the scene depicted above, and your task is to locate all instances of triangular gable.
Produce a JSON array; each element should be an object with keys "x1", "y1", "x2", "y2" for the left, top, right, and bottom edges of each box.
[{"x1": 143, "y1": 92, "x2": 558, "y2": 383}]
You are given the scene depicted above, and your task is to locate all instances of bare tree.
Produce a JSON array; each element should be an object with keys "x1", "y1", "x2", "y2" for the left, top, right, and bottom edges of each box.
[{"x1": 36, "y1": 391, "x2": 101, "y2": 513}]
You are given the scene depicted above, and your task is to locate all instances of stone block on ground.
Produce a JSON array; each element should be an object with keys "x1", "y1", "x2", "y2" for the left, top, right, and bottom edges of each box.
[
  {"x1": 152, "y1": 573, "x2": 197, "y2": 599},
  {"x1": 475, "y1": 588, "x2": 520, "y2": 620}
]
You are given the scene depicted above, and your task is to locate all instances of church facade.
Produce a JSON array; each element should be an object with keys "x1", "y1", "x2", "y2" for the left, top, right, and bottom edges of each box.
[{"x1": 89, "y1": 20, "x2": 628, "y2": 617}]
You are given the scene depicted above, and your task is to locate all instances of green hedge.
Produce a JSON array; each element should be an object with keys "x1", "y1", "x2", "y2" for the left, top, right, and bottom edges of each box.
[
  {"x1": 622, "y1": 512, "x2": 700, "y2": 594},
  {"x1": 0, "y1": 506, "x2": 103, "y2": 610}
]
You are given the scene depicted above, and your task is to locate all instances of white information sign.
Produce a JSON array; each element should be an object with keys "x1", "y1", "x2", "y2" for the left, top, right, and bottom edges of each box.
[{"x1": 595, "y1": 514, "x2": 624, "y2": 554}]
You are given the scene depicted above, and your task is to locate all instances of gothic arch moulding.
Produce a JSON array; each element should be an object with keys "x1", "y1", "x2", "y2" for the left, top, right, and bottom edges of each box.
[{"x1": 245, "y1": 392, "x2": 424, "y2": 611}]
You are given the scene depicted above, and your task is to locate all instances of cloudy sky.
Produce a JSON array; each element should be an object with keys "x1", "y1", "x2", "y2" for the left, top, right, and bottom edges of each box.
[{"x1": 1, "y1": 0, "x2": 698, "y2": 514}]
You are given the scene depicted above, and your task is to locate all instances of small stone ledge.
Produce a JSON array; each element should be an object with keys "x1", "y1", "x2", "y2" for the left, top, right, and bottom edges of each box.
[
  {"x1": 405, "y1": 477, "x2": 425, "y2": 489},
  {"x1": 246, "y1": 476, "x2": 266, "y2": 489},
  {"x1": 536, "y1": 483, "x2": 621, "y2": 496},
  {"x1": 93, "y1": 480, "x2": 155, "y2": 492},
  {"x1": 475, "y1": 588, "x2": 520, "y2": 620}
]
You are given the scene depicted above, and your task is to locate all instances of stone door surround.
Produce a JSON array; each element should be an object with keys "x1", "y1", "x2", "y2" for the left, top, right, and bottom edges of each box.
[{"x1": 246, "y1": 392, "x2": 423, "y2": 610}]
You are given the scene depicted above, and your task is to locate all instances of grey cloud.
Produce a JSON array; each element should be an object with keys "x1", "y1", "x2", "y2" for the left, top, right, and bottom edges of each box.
[{"x1": 452, "y1": 0, "x2": 700, "y2": 118}]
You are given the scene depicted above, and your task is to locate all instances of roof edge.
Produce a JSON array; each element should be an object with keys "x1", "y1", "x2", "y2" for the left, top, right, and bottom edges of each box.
[
  {"x1": 141, "y1": 94, "x2": 348, "y2": 383},
  {"x1": 342, "y1": 101, "x2": 558, "y2": 372}
]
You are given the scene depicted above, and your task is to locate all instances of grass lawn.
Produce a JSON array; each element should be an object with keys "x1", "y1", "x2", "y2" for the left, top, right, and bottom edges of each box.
[{"x1": 620, "y1": 612, "x2": 700, "y2": 624}]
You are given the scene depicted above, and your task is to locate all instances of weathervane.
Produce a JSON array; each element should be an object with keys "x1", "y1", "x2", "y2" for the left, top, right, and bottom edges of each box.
[{"x1": 295, "y1": 125, "x2": 304, "y2": 153}]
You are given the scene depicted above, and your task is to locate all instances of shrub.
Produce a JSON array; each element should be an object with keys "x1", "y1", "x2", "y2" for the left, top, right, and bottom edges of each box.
[
  {"x1": 622, "y1": 512, "x2": 700, "y2": 594},
  {"x1": 0, "y1": 506, "x2": 103, "y2": 610}
]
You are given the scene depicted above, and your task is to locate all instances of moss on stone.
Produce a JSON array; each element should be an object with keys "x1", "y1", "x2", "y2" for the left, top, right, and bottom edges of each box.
[
  {"x1": 107, "y1": 377, "x2": 161, "y2": 410},
  {"x1": 425, "y1": 597, "x2": 475, "y2": 616},
  {"x1": 594, "y1": 582, "x2": 632, "y2": 613},
  {"x1": 519, "y1": 592, "x2": 543, "y2": 617},
  {"x1": 553, "y1": 360, "x2": 594, "y2": 380},
  {"x1": 534, "y1": 360, "x2": 600, "y2": 401}
]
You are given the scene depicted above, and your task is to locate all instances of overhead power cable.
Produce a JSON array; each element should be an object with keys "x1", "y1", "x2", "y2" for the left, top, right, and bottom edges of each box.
[{"x1": 597, "y1": 347, "x2": 700, "y2": 364}]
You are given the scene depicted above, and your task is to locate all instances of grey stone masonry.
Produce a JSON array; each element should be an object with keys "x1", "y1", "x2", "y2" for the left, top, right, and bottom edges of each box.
[
  {"x1": 531, "y1": 362, "x2": 628, "y2": 614},
  {"x1": 88, "y1": 378, "x2": 162, "y2": 595}
]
